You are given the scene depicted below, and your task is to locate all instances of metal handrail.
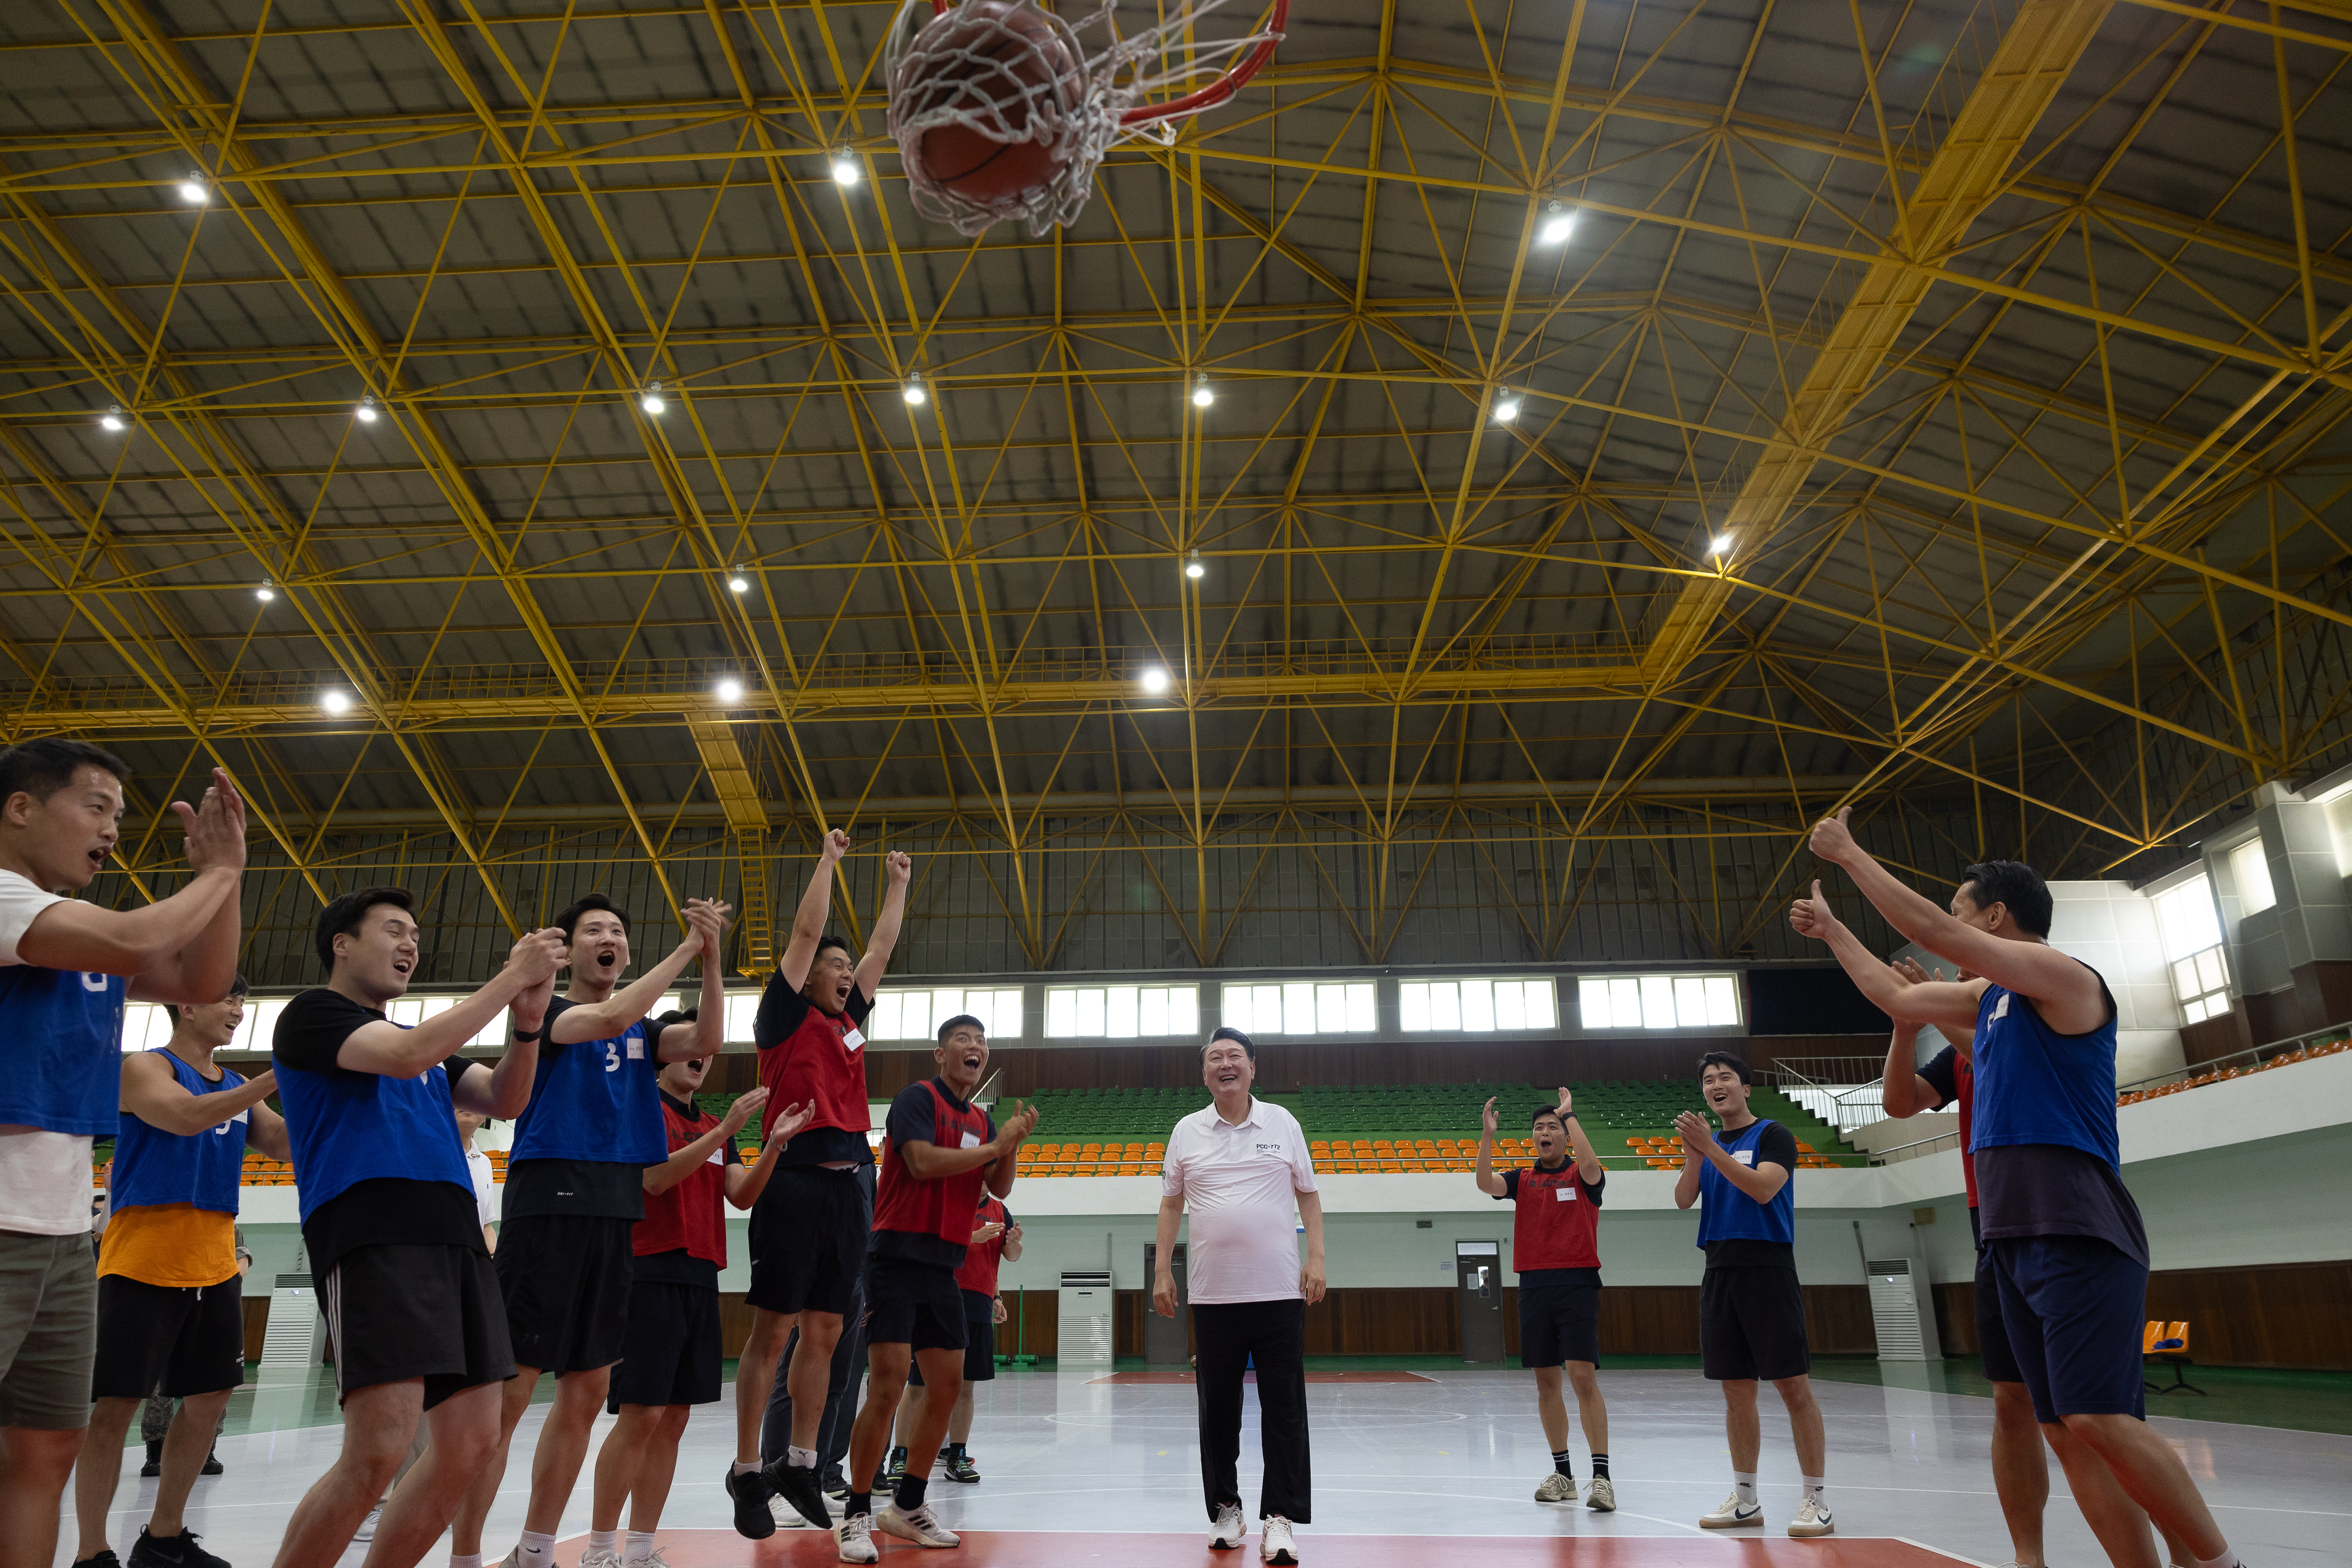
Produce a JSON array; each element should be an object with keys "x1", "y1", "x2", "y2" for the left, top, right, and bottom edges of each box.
[
  {"x1": 2116, "y1": 1017, "x2": 2351, "y2": 1100},
  {"x1": 1867, "y1": 1131, "x2": 1962, "y2": 1165}
]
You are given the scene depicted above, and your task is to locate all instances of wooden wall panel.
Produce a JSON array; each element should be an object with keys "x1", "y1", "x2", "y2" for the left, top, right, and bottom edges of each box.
[
  {"x1": 995, "y1": 1289, "x2": 1059, "y2": 1359},
  {"x1": 1803, "y1": 1286, "x2": 1877, "y2": 1355},
  {"x1": 243, "y1": 1296, "x2": 269, "y2": 1363},
  {"x1": 1925, "y1": 1259, "x2": 2351, "y2": 1370},
  {"x1": 1304, "y1": 1287, "x2": 1460, "y2": 1355},
  {"x1": 1933, "y1": 1283, "x2": 1979, "y2": 1355},
  {"x1": 1598, "y1": 1286, "x2": 1703, "y2": 1355}
]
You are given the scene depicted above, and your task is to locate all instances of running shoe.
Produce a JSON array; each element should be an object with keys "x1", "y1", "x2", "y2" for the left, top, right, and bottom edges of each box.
[
  {"x1": 354, "y1": 1503, "x2": 382, "y2": 1543},
  {"x1": 577, "y1": 1551, "x2": 621, "y2": 1568},
  {"x1": 1699, "y1": 1493, "x2": 1763, "y2": 1528},
  {"x1": 126, "y1": 1529, "x2": 228, "y2": 1568},
  {"x1": 770, "y1": 1495, "x2": 809, "y2": 1529},
  {"x1": 943, "y1": 1450, "x2": 981, "y2": 1484},
  {"x1": 71, "y1": 1553, "x2": 121, "y2": 1568},
  {"x1": 1534, "y1": 1472, "x2": 1577, "y2": 1503},
  {"x1": 1209, "y1": 1502, "x2": 1247, "y2": 1550},
  {"x1": 1788, "y1": 1498, "x2": 1835, "y2": 1537},
  {"x1": 199, "y1": 1449, "x2": 223, "y2": 1477},
  {"x1": 878, "y1": 1501, "x2": 961, "y2": 1548},
  {"x1": 836, "y1": 1512, "x2": 879, "y2": 1564},
  {"x1": 764, "y1": 1457, "x2": 834, "y2": 1530},
  {"x1": 727, "y1": 1462, "x2": 779, "y2": 1539},
  {"x1": 1585, "y1": 1476, "x2": 1616, "y2": 1512},
  {"x1": 1261, "y1": 1516, "x2": 1298, "y2": 1565},
  {"x1": 883, "y1": 1446, "x2": 908, "y2": 1487}
]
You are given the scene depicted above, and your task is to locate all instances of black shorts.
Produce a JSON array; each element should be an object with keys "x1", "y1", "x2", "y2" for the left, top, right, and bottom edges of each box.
[
  {"x1": 863, "y1": 1256, "x2": 966, "y2": 1354},
  {"x1": 323, "y1": 1243, "x2": 513, "y2": 1409},
  {"x1": 1988, "y1": 1234, "x2": 2148, "y2": 1425},
  {"x1": 1516, "y1": 1272, "x2": 1601, "y2": 1369},
  {"x1": 911, "y1": 1289, "x2": 997, "y2": 1386},
  {"x1": 605, "y1": 1281, "x2": 724, "y2": 1412},
  {"x1": 92, "y1": 1273, "x2": 245, "y2": 1400},
  {"x1": 747, "y1": 1165, "x2": 871, "y2": 1318},
  {"x1": 1699, "y1": 1265, "x2": 1810, "y2": 1382},
  {"x1": 1973, "y1": 1235, "x2": 2023, "y2": 1385},
  {"x1": 495, "y1": 1213, "x2": 635, "y2": 1375}
]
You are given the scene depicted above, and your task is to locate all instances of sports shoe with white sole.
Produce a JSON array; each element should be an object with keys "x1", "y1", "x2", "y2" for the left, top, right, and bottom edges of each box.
[
  {"x1": 1209, "y1": 1502, "x2": 1248, "y2": 1550},
  {"x1": 1534, "y1": 1472, "x2": 1578, "y2": 1503},
  {"x1": 1261, "y1": 1515, "x2": 1298, "y2": 1565},
  {"x1": 765, "y1": 1459, "x2": 834, "y2": 1531},
  {"x1": 1699, "y1": 1493, "x2": 1764, "y2": 1528},
  {"x1": 877, "y1": 1502, "x2": 960, "y2": 1548},
  {"x1": 835, "y1": 1512, "x2": 878, "y2": 1564},
  {"x1": 1788, "y1": 1497, "x2": 1834, "y2": 1537},
  {"x1": 1586, "y1": 1476, "x2": 1617, "y2": 1512},
  {"x1": 354, "y1": 1505, "x2": 382, "y2": 1543},
  {"x1": 770, "y1": 1496, "x2": 810, "y2": 1529},
  {"x1": 577, "y1": 1552, "x2": 620, "y2": 1568}
]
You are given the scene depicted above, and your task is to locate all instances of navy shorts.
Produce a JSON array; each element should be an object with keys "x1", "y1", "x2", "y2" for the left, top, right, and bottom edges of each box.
[
  {"x1": 1972, "y1": 1237, "x2": 2022, "y2": 1385},
  {"x1": 1986, "y1": 1234, "x2": 2147, "y2": 1424}
]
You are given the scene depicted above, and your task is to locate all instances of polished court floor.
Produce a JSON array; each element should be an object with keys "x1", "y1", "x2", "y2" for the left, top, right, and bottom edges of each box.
[{"x1": 58, "y1": 1365, "x2": 2347, "y2": 1566}]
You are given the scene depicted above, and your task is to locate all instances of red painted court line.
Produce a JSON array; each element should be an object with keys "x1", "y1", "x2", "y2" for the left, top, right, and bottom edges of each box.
[
  {"x1": 1089, "y1": 1369, "x2": 1439, "y2": 1384},
  {"x1": 560, "y1": 1530, "x2": 1953, "y2": 1566}
]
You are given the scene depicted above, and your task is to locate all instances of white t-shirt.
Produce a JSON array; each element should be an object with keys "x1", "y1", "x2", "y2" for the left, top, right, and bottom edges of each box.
[
  {"x1": 1161, "y1": 1097, "x2": 1318, "y2": 1305},
  {"x1": 466, "y1": 1146, "x2": 496, "y2": 1229},
  {"x1": 0, "y1": 870, "x2": 98, "y2": 1235}
]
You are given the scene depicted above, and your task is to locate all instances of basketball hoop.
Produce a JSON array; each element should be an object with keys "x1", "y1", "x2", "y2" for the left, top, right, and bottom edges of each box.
[{"x1": 885, "y1": 0, "x2": 1288, "y2": 237}]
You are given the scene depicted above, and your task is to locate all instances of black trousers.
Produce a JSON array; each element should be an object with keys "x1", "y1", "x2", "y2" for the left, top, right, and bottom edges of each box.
[{"x1": 1192, "y1": 1299, "x2": 1311, "y2": 1524}]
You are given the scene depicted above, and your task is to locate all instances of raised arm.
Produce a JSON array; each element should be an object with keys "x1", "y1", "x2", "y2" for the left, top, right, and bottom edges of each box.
[
  {"x1": 726, "y1": 1098, "x2": 808, "y2": 1210},
  {"x1": 776, "y1": 828, "x2": 849, "y2": 995},
  {"x1": 335, "y1": 928, "x2": 569, "y2": 1079},
  {"x1": 1473, "y1": 1096, "x2": 1508, "y2": 1196},
  {"x1": 1880, "y1": 958, "x2": 1946, "y2": 1116},
  {"x1": 119, "y1": 1052, "x2": 278, "y2": 1136},
  {"x1": 853, "y1": 851, "x2": 913, "y2": 1001},
  {"x1": 1791, "y1": 881, "x2": 1988, "y2": 1036},
  {"x1": 656, "y1": 901, "x2": 731, "y2": 1062},
  {"x1": 648, "y1": 1086, "x2": 767, "y2": 1195},
  {"x1": 552, "y1": 914, "x2": 713, "y2": 1047},
  {"x1": 1559, "y1": 1086, "x2": 1604, "y2": 1186},
  {"x1": 1673, "y1": 1116, "x2": 1706, "y2": 1209}
]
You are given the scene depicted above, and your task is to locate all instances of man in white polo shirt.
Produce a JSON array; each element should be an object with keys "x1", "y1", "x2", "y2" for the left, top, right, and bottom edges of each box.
[{"x1": 1152, "y1": 1026, "x2": 1325, "y2": 1567}]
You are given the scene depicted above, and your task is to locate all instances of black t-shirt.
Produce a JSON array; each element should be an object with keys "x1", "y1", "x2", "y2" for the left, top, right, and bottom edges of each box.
[
  {"x1": 634, "y1": 1086, "x2": 742, "y2": 1289},
  {"x1": 757, "y1": 979, "x2": 877, "y2": 1168},
  {"x1": 501, "y1": 994, "x2": 650, "y2": 1222},
  {"x1": 1703, "y1": 1121, "x2": 1799, "y2": 1270},
  {"x1": 1976, "y1": 1145, "x2": 2150, "y2": 1268},
  {"x1": 1917, "y1": 1045, "x2": 1959, "y2": 1108},
  {"x1": 271, "y1": 988, "x2": 485, "y2": 1273}
]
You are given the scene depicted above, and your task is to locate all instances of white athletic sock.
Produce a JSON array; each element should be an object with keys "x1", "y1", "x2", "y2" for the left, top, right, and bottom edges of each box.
[
  {"x1": 1733, "y1": 1473, "x2": 1758, "y2": 1506},
  {"x1": 732, "y1": 1459, "x2": 760, "y2": 1476},
  {"x1": 450, "y1": 1556, "x2": 483, "y2": 1568},
  {"x1": 788, "y1": 1445, "x2": 817, "y2": 1468},
  {"x1": 1802, "y1": 1475, "x2": 1826, "y2": 1506},
  {"x1": 623, "y1": 1532, "x2": 658, "y2": 1566},
  {"x1": 2193, "y1": 1552, "x2": 2239, "y2": 1568},
  {"x1": 514, "y1": 1529, "x2": 556, "y2": 1568},
  {"x1": 587, "y1": 1530, "x2": 616, "y2": 1556}
]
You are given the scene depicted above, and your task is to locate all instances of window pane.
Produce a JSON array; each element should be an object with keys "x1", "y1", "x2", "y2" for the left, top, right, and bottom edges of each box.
[
  {"x1": 1347, "y1": 982, "x2": 1375, "y2": 1032},
  {"x1": 1494, "y1": 982, "x2": 1524, "y2": 1032},
  {"x1": 1674, "y1": 977, "x2": 1708, "y2": 1029},
  {"x1": 1639, "y1": 975, "x2": 1676, "y2": 1029},
  {"x1": 1169, "y1": 985, "x2": 1198, "y2": 1037},
  {"x1": 726, "y1": 993, "x2": 760, "y2": 1043},
  {"x1": 1431, "y1": 981, "x2": 1461, "y2": 1032},
  {"x1": 1705, "y1": 975, "x2": 1739, "y2": 1027},
  {"x1": 995, "y1": 989, "x2": 1023, "y2": 1039},
  {"x1": 1578, "y1": 978, "x2": 1611, "y2": 1031},
  {"x1": 1282, "y1": 982, "x2": 1314, "y2": 1034},
  {"x1": 1310, "y1": 984, "x2": 1340, "y2": 1035},
  {"x1": 2194, "y1": 947, "x2": 2226, "y2": 994},
  {"x1": 1140, "y1": 987, "x2": 1167, "y2": 1038},
  {"x1": 1460, "y1": 978, "x2": 1495, "y2": 1033},
  {"x1": 1105, "y1": 985, "x2": 1139, "y2": 1038},
  {"x1": 2154, "y1": 877, "x2": 2221, "y2": 961},
  {"x1": 1399, "y1": 982, "x2": 1430, "y2": 1033},
  {"x1": 1047, "y1": 988, "x2": 1077, "y2": 1037},
  {"x1": 471, "y1": 1007, "x2": 506, "y2": 1048},
  {"x1": 1219, "y1": 986, "x2": 1249, "y2": 1035},
  {"x1": 1525, "y1": 979, "x2": 1558, "y2": 1029},
  {"x1": 871, "y1": 991, "x2": 902, "y2": 1041},
  {"x1": 1608, "y1": 977, "x2": 1642, "y2": 1030},
  {"x1": 386, "y1": 998, "x2": 422, "y2": 1026},
  {"x1": 2231, "y1": 839, "x2": 2276, "y2": 915},
  {"x1": 2183, "y1": 995, "x2": 2209, "y2": 1024},
  {"x1": 120, "y1": 1003, "x2": 153, "y2": 1053},
  {"x1": 1075, "y1": 987, "x2": 1104, "y2": 1037}
]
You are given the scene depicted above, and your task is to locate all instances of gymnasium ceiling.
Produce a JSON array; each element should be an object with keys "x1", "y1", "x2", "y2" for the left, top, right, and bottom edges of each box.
[{"x1": 3, "y1": 0, "x2": 2351, "y2": 968}]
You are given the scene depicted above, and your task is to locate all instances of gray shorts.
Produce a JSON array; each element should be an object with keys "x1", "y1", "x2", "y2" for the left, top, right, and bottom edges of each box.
[{"x1": 0, "y1": 1229, "x2": 98, "y2": 1430}]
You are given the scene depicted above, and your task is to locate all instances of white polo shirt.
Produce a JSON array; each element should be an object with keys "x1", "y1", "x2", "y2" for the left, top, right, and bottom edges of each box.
[{"x1": 1161, "y1": 1096, "x2": 1318, "y2": 1305}]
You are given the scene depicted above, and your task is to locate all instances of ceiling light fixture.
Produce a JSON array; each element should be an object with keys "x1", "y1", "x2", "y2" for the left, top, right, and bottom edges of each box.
[
  {"x1": 1492, "y1": 392, "x2": 1521, "y2": 423},
  {"x1": 1709, "y1": 534, "x2": 1732, "y2": 556},
  {"x1": 903, "y1": 374, "x2": 927, "y2": 406},
  {"x1": 1185, "y1": 550, "x2": 1205, "y2": 580},
  {"x1": 255, "y1": 581, "x2": 275, "y2": 603},
  {"x1": 1192, "y1": 375, "x2": 1214, "y2": 408},
  {"x1": 354, "y1": 394, "x2": 379, "y2": 424},
  {"x1": 1538, "y1": 200, "x2": 1575, "y2": 245},
  {"x1": 1140, "y1": 667, "x2": 1171, "y2": 695},
  {"x1": 100, "y1": 405, "x2": 126, "y2": 432},
  {"x1": 714, "y1": 677, "x2": 745, "y2": 703},
  {"x1": 177, "y1": 177, "x2": 208, "y2": 205},
  {"x1": 640, "y1": 380, "x2": 666, "y2": 416},
  {"x1": 322, "y1": 690, "x2": 353, "y2": 714},
  {"x1": 831, "y1": 146, "x2": 860, "y2": 185},
  {"x1": 727, "y1": 569, "x2": 750, "y2": 594}
]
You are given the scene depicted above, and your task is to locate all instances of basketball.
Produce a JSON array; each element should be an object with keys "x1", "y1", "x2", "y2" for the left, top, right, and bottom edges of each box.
[{"x1": 898, "y1": 0, "x2": 1081, "y2": 206}]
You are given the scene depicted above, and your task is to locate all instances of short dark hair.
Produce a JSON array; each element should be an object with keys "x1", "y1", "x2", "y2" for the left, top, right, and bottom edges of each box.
[
  {"x1": 1959, "y1": 860, "x2": 2053, "y2": 938},
  {"x1": 1204, "y1": 1025, "x2": 1255, "y2": 1062},
  {"x1": 811, "y1": 934, "x2": 852, "y2": 962},
  {"x1": 554, "y1": 892, "x2": 628, "y2": 943},
  {"x1": 937, "y1": 1013, "x2": 985, "y2": 1043},
  {"x1": 176, "y1": 971, "x2": 250, "y2": 1020},
  {"x1": 1697, "y1": 1050, "x2": 1750, "y2": 1085},
  {"x1": 0, "y1": 738, "x2": 131, "y2": 808},
  {"x1": 1530, "y1": 1105, "x2": 1565, "y2": 1129},
  {"x1": 315, "y1": 885, "x2": 415, "y2": 970}
]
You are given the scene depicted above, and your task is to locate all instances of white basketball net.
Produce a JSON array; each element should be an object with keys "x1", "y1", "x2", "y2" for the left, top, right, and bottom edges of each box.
[{"x1": 886, "y1": 0, "x2": 1283, "y2": 237}]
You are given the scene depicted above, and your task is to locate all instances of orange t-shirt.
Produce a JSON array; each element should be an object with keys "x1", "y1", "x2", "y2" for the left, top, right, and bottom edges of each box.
[{"x1": 98, "y1": 1203, "x2": 239, "y2": 1288}]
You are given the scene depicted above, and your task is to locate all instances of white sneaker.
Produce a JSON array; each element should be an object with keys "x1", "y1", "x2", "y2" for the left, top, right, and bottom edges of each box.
[
  {"x1": 1699, "y1": 1492, "x2": 1763, "y2": 1528},
  {"x1": 877, "y1": 1502, "x2": 961, "y2": 1549},
  {"x1": 1585, "y1": 1476, "x2": 1616, "y2": 1512},
  {"x1": 355, "y1": 1504, "x2": 382, "y2": 1543},
  {"x1": 577, "y1": 1552, "x2": 621, "y2": 1568},
  {"x1": 835, "y1": 1511, "x2": 879, "y2": 1564},
  {"x1": 1209, "y1": 1502, "x2": 1247, "y2": 1549},
  {"x1": 1261, "y1": 1515, "x2": 1298, "y2": 1565},
  {"x1": 1789, "y1": 1497, "x2": 1835, "y2": 1537},
  {"x1": 1534, "y1": 1472, "x2": 1578, "y2": 1503},
  {"x1": 771, "y1": 1496, "x2": 810, "y2": 1529}
]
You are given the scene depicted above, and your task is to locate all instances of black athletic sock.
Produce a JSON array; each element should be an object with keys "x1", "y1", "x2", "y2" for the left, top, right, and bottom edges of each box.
[
  {"x1": 944, "y1": 1442, "x2": 966, "y2": 1460},
  {"x1": 1551, "y1": 1447, "x2": 1575, "y2": 1479},
  {"x1": 896, "y1": 1475, "x2": 928, "y2": 1511},
  {"x1": 1591, "y1": 1452, "x2": 1611, "y2": 1479},
  {"x1": 848, "y1": 1490, "x2": 872, "y2": 1520}
]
